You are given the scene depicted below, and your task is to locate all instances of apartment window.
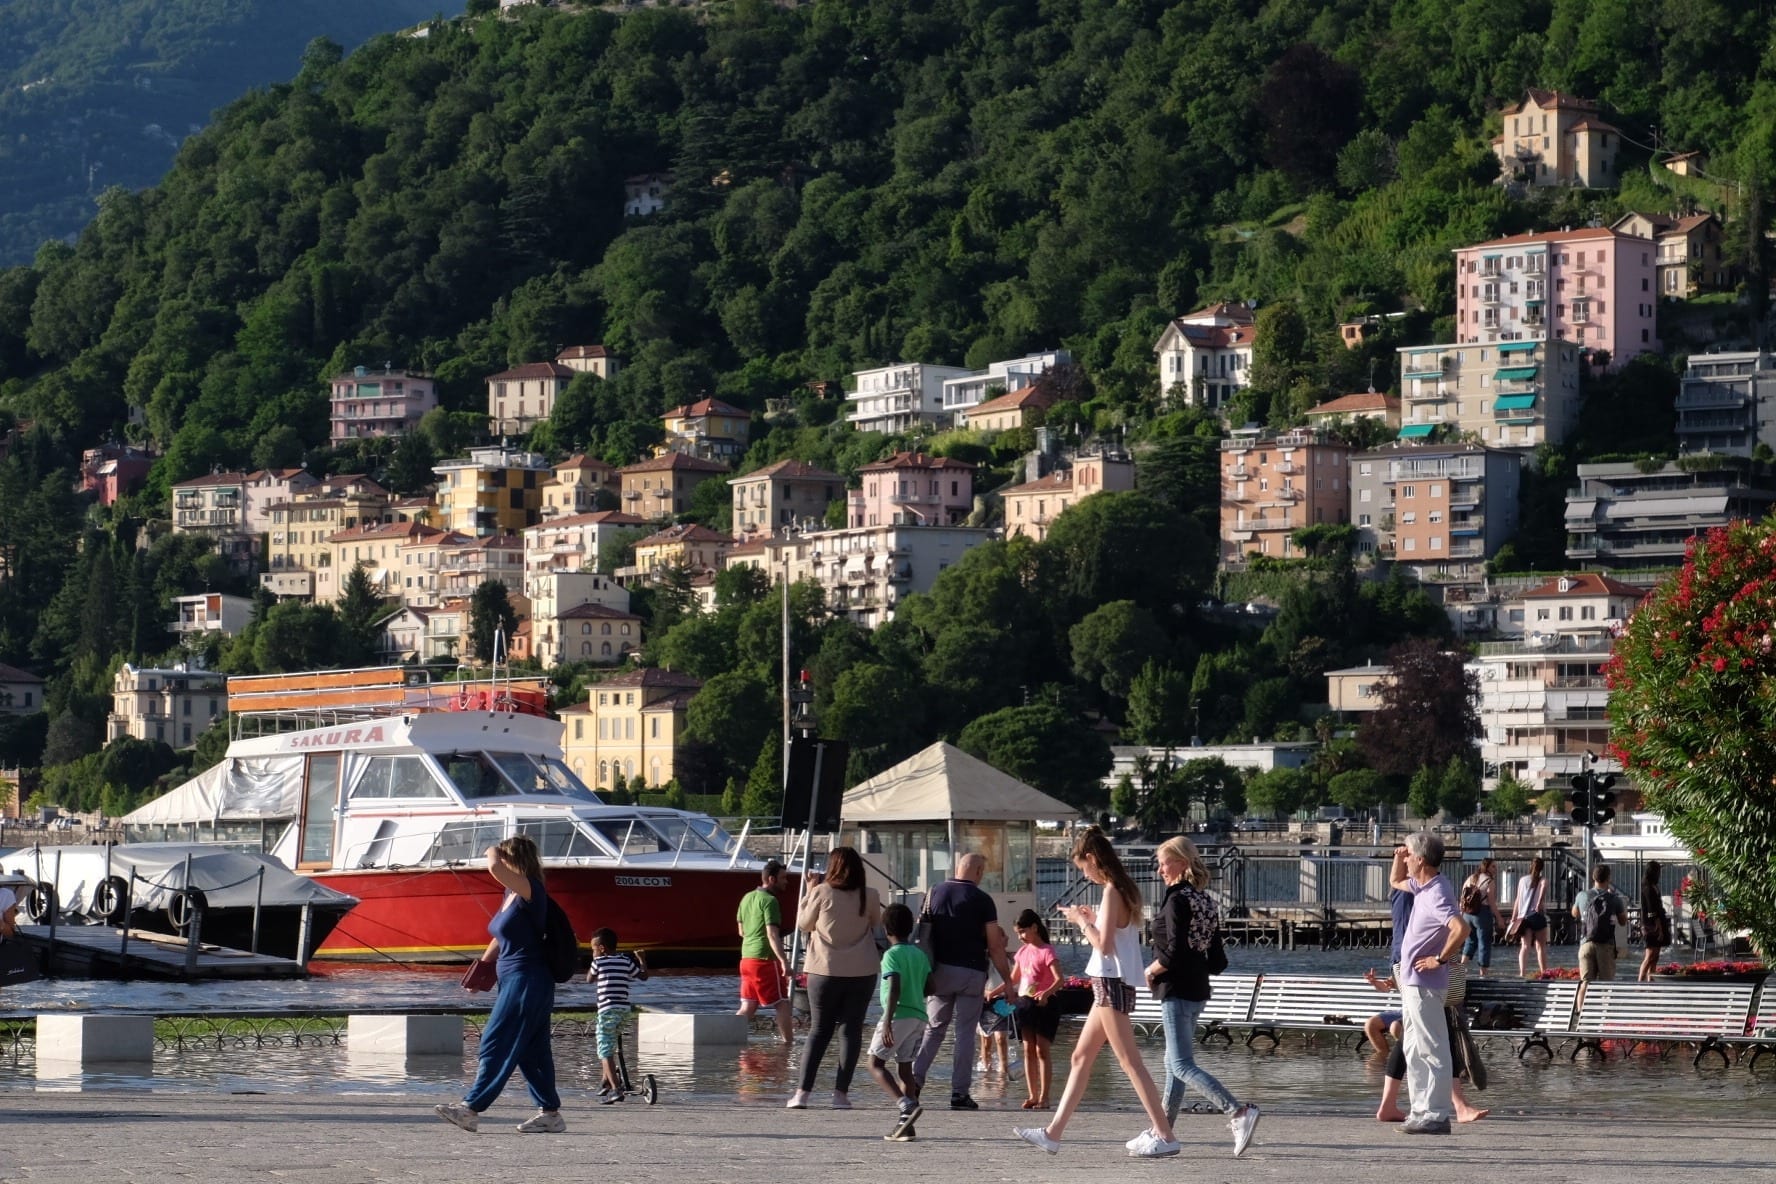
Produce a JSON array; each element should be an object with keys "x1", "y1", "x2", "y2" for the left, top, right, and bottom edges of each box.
[
  {"x1": 1359, "y1": 463, "x2": 1372, "y2": 476},
  {"x1": 1581, "y1": 606, "x2": 1597, "y2": 621},
  {"x1": 1358, "y1": 513, "x2": 1371, "y2": 526},
  {"x1": 1559, "y1": 606, "x2": 1574, "y2": 621},
  {"x1": 1429, "y1": 537, "x2": 1442, "y2": 552},
  {"x1": 1536, "y1": 609, "x2": 1550, "y2": 621},
  {"x1": 1359, "y1": 488, "x2": 1371, "y2": 503},
  {"x1": 1403, "y1": 538, "x2": 1416, "y2": 552},
  {"x1": 1402, "y1": 512, "x2": 1417, "y2": 524},
  {"x1": 1402, "y1": 486, "x2": 1415, "y2": 499}
]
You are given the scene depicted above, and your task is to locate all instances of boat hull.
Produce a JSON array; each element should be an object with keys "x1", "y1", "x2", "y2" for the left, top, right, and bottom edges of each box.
[{"x1": 309, "y1": 864, "x2": 797, "y2": 968}]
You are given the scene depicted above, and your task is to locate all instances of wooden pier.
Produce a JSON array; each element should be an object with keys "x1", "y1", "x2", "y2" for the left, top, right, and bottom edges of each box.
[{"x1": 11, "y1": 923, "x2": 309, "y2": 981}]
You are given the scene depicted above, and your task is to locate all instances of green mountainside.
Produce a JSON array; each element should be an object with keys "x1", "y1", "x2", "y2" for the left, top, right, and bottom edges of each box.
[
  {"x1": 0, "y1": 0, "x2": 446, "y2": 264},
  {"x1": 0, "y1": 0, "x2": 1772, "y2": 816}
]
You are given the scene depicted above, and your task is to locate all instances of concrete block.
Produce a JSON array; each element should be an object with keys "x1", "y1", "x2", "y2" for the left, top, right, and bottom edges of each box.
[
  {"x1": 36, "y1": 1014, "x2": 154, "y2": 1065},
  {"x1": 348, "y1": 1013, "x2": 464, "y2": 1057},
  {"x1": 637, "y1": 1012, "x2": 750, "y2": 1047}
]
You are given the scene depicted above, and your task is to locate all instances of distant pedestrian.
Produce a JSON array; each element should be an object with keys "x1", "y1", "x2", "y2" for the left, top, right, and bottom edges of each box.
[
  {"x1": 1573, "y1": 863, "x2": 1627, "y2": 1007},
  {"x1": 1013, "y1": 827, "x2": 1179, "y2": 1159},
  {"x1": 787, "y1": 846, "x2": 882, "y2": 1111},
  {"x1": 736, "y1": 859, "x2": 794, "y2": 1044},
  {"x1": 911, "y1": 850, "x2": 1014, "y2": 1111},
  {"x1": 586, "y1": 927, "x2": 647, "y2": 1102},
  {"x1": 435, "y1": 836, "x2": 564, "y2": 1135},
  {"x1": 1390, "y1": 833, "x2": 1471, "y2": 1135},
  {"x1": 1145, "y1": 836, "x2": 1260, "y2": 1157},
  {"x1": 1007, "y1": 908, "x2": 1061, "y2": 1111},
  {"x1": 1512, "y1": 856, "x2": 1550, "y2": 979},
  {"x1": 1459, "y1": 858, "x2": 1498, "y2": 977},
  {"x1": 868, "y1": 903, "x2": 930, "y2": 1142},
  {"x1": 1637, "y1": 861, "x2": 1669, "y2": 982}
]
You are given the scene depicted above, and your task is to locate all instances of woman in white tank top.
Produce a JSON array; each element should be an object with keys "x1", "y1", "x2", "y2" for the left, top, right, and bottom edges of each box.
[{"x1": 1012, "y1": 827, "x2": 1179, "y2": 1159}]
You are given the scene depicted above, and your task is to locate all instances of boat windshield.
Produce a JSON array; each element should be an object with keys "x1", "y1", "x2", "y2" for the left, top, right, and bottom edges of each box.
[
  {"x1": 488, "y1": 752, "x2": 602, "y2": 804},
  {"x1": 588, "y1": 814, "x2": 722, "y2": 857},
  {"x1": 437, "y1": 751, "x2": 599, "y2": 802},
  {"x1": 514, "y1": 818, "x2": 608, "y2": 860}
]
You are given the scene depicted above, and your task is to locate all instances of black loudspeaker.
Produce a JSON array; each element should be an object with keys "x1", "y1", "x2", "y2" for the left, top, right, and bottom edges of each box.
[{"x1": 784, "y1": 737, "x2": 849, "y2": 832}]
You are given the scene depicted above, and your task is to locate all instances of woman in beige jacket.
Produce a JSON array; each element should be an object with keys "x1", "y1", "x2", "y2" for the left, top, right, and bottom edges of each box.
[{"x1": 786, "y1": 846, "x2": 883, "y2": 1110}]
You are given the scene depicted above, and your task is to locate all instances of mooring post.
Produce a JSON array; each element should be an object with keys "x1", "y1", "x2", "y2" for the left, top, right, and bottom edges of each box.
[
  {"x1": 183, "y1": 890, "x2": 203, "y2": 975},
  {"x1": 297, "y1": 902, "x2": 314, "y2": 966},
  {"x1": 47, "y1": 849, "x2": 61, "y2": 957}
]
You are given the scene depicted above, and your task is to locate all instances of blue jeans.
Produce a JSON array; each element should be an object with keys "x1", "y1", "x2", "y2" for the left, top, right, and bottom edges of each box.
[
  {"x1": 1160, "y1": 996, "x2": 1241, "y2": 1119},
  {"x1": 464, "y1": 962, "x2": 559, "y2": 1113},
  {"x1": 1461, "y1": 907, "x2": 1494, "y2": 968}
]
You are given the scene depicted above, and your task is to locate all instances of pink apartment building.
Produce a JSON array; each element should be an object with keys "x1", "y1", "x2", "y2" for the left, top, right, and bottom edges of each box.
[
  {"x1": 848, "y1": 451, "x2": 975, "y2": 527},
  {"x1": 1452, "y1": 227, "x2": 1658, "y2": 365},
  {"x1": 329, "y1": 366, "x2": 438, "y2": 444}
]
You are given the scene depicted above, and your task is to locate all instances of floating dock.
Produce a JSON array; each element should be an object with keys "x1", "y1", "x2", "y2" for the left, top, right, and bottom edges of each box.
[{"x1": 12, "y1": 923, "x2": 308, "y2": 980}]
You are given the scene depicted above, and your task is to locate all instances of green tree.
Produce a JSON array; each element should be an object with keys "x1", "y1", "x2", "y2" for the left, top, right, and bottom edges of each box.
[
  {"x1": 1488, "y1": 771, "x2": 1534, "y2": 821},
  {"x1": 956, "y1": 704, "x2": 1113, "y2": 811},
  {"x1": 740, "y1": 733, "x2": 782, "y2": 820},
  {"x1": 1069, "y1": 600, "x2": 1168, "y2": 703},
  {"x1": 467, "y1": 581, "x2": 520, "y2": 664},
  {"x1": 1328, "y1": 768, "x2": 1386, "y2": 814},
  {"x1": 1407, "y1": 765, "x2": 1442, "y2": 820},
  {"x1": 1126, "y1": 661, "x2": 1193, "y2": 746},
  {"x1": 1439, "y1": 755, "x2": 1480, "y2": 821},
  {"x1": 1245, "y1": 766, "x2": 1311, "y2": 818},
  {"x1": 252, "y1": 602, "x2": 343, "y2": 673},
  {"x1": 684, "y1": 669, "x2": 775, "y2": 779},
  {"x1": 336, "y1": 565, "x2": 389, "y2": 667}
]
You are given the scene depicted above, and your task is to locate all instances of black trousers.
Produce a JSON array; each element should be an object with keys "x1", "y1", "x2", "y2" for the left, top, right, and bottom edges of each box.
[{"x1": 799, "y1": 972, "x2": 876, "y2": 1092}]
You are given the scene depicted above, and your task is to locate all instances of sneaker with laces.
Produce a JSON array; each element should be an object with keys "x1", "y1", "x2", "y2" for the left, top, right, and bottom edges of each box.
[
  {"x1": 1013, "y1": 1126, "x2": 1060, "y2": 1154},
  {"x1": 516, "y1": 1110, "x2": 565, "y2": 1134},
  {"x1": 950, "y1": 1092, "x2": 979, "y2": 1110},
  {"x1": 1125, "y1": 1128, "x2": 1156, "y2": 1152},
  {"x1": 434, "y1": 1103, "x2": 479, "y2": 1133},
  {"x1": 785, "y1": 1089, "x2": 811, "y2": 1109},
  {"x1": 1127, "y1": 1130, "x2": 1182, "y2": 1159},
  {"x1": 1231, "y1": 1103, "x2": 1260, "y2": 1157}
]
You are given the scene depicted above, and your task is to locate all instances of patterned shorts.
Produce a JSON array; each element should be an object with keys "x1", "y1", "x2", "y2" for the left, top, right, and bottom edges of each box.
[
  {"x1": 1090, "y1": 976, "x2": 1137, "y2": 1014},
  {"x1": 596, "y1": 1004, "x2": 630, "y2": 1058}
]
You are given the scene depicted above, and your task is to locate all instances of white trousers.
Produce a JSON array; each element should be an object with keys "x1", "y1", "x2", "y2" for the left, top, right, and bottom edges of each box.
[{"x1": 1401, "y1": 982, "x2": 1453, "y2": 1122}]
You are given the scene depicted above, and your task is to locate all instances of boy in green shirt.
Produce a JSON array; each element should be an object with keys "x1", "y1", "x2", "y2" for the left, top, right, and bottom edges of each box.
[{"x1": 870, "y1": 902, "x2": 930, "y2": 1142}]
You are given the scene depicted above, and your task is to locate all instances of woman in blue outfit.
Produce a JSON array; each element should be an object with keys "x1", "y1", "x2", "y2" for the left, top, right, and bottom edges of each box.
[{"x1": 435, "y1": 836, "x2": 565, "y2": 1134}]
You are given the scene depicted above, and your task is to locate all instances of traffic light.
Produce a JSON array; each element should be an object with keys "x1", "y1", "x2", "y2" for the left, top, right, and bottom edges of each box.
[{"x1": 1568, "y1": 771, "x2": 1618, "y2": 827}]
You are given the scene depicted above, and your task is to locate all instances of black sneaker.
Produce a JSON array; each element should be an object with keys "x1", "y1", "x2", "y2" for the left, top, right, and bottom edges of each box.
[{"x1": 950, "y1": 1093, "x2": 979, "y2": 1110}]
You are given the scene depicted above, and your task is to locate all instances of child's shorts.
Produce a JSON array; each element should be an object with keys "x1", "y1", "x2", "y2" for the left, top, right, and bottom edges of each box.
[
  {"x1": 596, "y1": 1004, "x2": 631, "y2": 1058},
  {"x1": 868, "y1": 1017, "x2": 924, "y2": 1063}
]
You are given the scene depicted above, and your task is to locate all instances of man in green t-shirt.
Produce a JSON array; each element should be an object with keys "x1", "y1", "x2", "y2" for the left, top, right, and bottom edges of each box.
[
  {"x1": 869, "y1": 903, "x2": 931, "y2": 1141},
  {"x1": 736, "y1": 860, "x2": 793, "y2": 1044}
]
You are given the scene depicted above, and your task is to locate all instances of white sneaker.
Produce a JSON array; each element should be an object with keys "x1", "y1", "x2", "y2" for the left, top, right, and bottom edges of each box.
[
  {"x1": 1127, "y1": 1130, "x2": 1182, "y2": 1158},
  {"x1": 516, "y1": 1110, "x2": 565, "y2": 1134},
  {"x1": 1125, "y1": 1128, "x2": 1156, "y2": 1151},
  {"x1": 434, "y1": 1102, "x2": 478, "y2": 1133},
  {"x1": 786, "y1": 1089, "x2": 812, "y2": 1109},
  {"x1": 1013, "y1": 1126, "x2": 1060, "y2": 1154},
  {"x1": 1231, "y1": 1103, "x2": 1261, "y2": 1157}
]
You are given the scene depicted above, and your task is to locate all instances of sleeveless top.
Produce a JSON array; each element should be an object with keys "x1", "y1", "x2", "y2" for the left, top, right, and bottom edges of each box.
[{"x1": 1083, "y1": 885, "x2": 1145, "y2": 986}]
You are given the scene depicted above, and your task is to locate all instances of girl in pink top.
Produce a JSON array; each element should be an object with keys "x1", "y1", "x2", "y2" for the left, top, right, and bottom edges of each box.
[{"x1": 1008, "y1": 908, "x2": 1062, "y2": 1109}]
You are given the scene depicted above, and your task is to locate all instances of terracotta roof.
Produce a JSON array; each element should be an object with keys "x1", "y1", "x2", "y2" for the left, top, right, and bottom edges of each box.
[
  {"x1": 1170, "y1": 322, "x2": 1254, "y2": 350},
  {"x1": 1669, "y1": 213, "x2": 1716, "y2": 235},
  {"x1": 662, "y1": 397, "x2": 748, "y2": 420},
  {"x1": 641, "y1": 689, "x2": 699, "y2": 712},
  {"x1": 524, "y1": 511, "x2": 648, "y2": 531},
  {"x1": 1518, "y1": 573, "x2": 1648, "y2": 600},
  {"x1": 486, "y1": 362, "x2": 576, "y2": 382},
  {"x1": 450, "y1": 534, "x2": 524, "y2": 551},
  {"x1": 327, "y1": 521, "x2": 448, "y2": 545},
  {"x1": 0, "y1": 662, "x2": 43, "y2": 684},
  {"x1": 618, "y1": 453, "x2": 731, "y2": 475},
  {"x1": 391, "y1": 495, "x2": 433, "y2": 507},
  {"x1": 968, "y1": 386, "x2": 1058, "y2": 417},
  {"x1": 637, "y1": 524, "x2": 732, "y2": 547},
  {"x1": 999, "y1": 470, "x2": 1075, "y2": 498},
  {"x1": 1181, "y1": 301, "x2": 1255, "y2": 325},
  {"x1": 558, "y1": 602, "x2": 642, "y2": 622},
  {"x1": 556, "y1": 453, "x2": 616, "y2": 474},
  {"x1": 402, "y1": 530, "x2": 472, "y2": 549},
  {"x1": 734, "y1": 458, "x2": 842, "y2": 483},
  {"x1": 591, "y1": 667, "x2": 704, "y2": 692},
  {"x1": 1306, "y1": 392, "x2": 1402, "y2": 417},
  {"x1": 1502, "y1": 88, "x2": 1602, "y2": 116},
  {"x1": 1566, "y1": 118, "x2": 1620, "y2": 135},
  {"x1": 556, "y1": 345, "x2": 611, "y2": 361},
  {"x1": 723, "y1": 539, "x2": 771, "y2": 556},
  {"x1": 1458, "y1": 226, "x2": 1644, "y2": 251},
  {"x1": 170, "y1": 471, "x2": 252, "y2": 489},
  {"x1": 857, "y1": 450, "x2": 976, "y2": 473}
]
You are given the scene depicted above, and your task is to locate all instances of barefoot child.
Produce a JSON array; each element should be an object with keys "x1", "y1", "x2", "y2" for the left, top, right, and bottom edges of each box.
[
  {"x1": 1007, "y1": 908, "x2": 1061, "y2": 1110},
  {"x1": 868, "y1": 903, "x2": 930, "y2": 1141},
  {"x1": 585, "y1": 927, "x2": 647, "y2": 1101}
]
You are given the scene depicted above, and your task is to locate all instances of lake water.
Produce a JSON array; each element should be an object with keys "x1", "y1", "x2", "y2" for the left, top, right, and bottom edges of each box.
[{"x1": 6, "y1": 943, "x2": 1771, "y2": 1118}]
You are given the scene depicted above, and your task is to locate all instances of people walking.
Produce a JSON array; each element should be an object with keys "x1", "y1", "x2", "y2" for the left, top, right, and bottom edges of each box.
[
  {"x1": 911, "y1": 851, "x2": 1014, "y2": 1111},
  {"x1": 1513, "y1": 856, "x2": 1550, "y2": 979},
  {"x1": 1573, "y1": 863, "x2": 1628, "y2": 1008},
  {"x1": 1638, "y1": 861, "x2": 1668, "y2": 982},
  {"x1": 1459, "y1": 857, "x2": 1497, "y2": 977},
  {"x1": 867, "y1": 903, "x2": 930, "y2": 1141},
  {"x1": 786, "y1": 846, "x2": 882, "y2": 1111},
  {"x1": 1145, "y1": 836, "x2": 1260, "y2": 1157},
  {"x1": 1012, "y1": 827, "x2": 1179, "y2": 1159},
  {"x1": 1390, "y1": 833, "x2": 1471, "y2": 1135},
  {"x1": 435, "y1": 836, "x2": 563, "y2": 1135},
  {"x1": 736, "y1": 859, "x2": 794, "y2": 1044}
]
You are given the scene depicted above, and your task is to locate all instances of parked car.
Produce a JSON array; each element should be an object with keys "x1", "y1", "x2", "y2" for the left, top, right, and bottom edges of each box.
[{"x1": 1546, "y1": 812, "x2": 1572, "y2": 835}]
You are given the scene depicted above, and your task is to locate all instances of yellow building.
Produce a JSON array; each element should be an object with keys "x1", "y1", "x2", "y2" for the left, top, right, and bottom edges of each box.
[
  {"x1": 327, "y1": 521, "x2": 447, "y2": 602},
  {"x1": 658, "y1": 397, "x2": 751, "y2": 462},
  {"x1": 633, "y1": 523, "x2": 733, "y2": 576},
  {"x1": 398, "y1": 528, "x2": 471, "y2": 609},
  {"x1": 433, "y1": 445, "x2": 553, "y2": 537},
  {"x1": 541, "y1": 454, "x2": 619, "y2": 518},
  {"x1": 263, "y1": 479, "x2": 393, "y2": 601},
  {"x1": 560, "y1": 668, "x2": 703, "y2": 790},
  {"x1": 618, "y1": 452, "x2": 730, "y2": 519},
  {"x1": 961, "y1": 386, "x2": 1057, "y2": 432}
]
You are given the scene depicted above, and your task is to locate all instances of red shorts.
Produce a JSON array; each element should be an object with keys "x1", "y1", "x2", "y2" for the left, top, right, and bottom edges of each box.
[{"x1": 740, "y1": 957, "x2": 788, "y2": 1006}]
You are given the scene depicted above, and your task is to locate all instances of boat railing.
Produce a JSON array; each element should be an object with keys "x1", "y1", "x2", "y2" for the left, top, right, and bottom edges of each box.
[{"x1": 225, "y1": 666, "x2": 551, "y2": 737}]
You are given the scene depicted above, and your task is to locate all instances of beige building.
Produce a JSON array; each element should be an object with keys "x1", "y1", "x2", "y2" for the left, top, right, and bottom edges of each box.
[
  {"x1": 633, "y1": 523, "x2": 732, "y2": 577},
  {"x1": 1219, "y1": 429, "x2": 1353, "y2": 564},
  {"x1": 999, "y1": 450, "x2": 1137, "y2": 542},
  {"x1": 1325, "y1": 662, "x2": 1391, "y2": 714},
  {"x1": 1303, "y1": 391, "x2": 1402, "y2": 431},
  {"x1": 1349, "y1": 443, "x2": 1523, "y2": 582},
  {"x1": 106, "y1": 664, "x2": 226, "y2": 749},
  {"x1": 724, "y1": 524, "x2": 998, "y2": 630},
  {"x1": 170, "y1": 471, "x2": 255, "y2": 566},
  {"x1": 1154, "y1": 302, "x2": 1257, "y2": 410},
  {"x1": 1396, "y1": 338, "x2": 1584, "y2": 449},
  {"x1": 1610, "y1": 211, "x2": 1733, "y2": 299},
  {"x1": 555, "y1": 344, "x2": 619, "y2": 379},
  {"x1": 397, "y1": 528, "x2": 472, "y2": 609},
  {"x1": 561, "y1": 668, "x2": 704, "y2": 790},
  {"x1": 529, "y1": 571, "x2": 632, "y2": 667},
  {"x1": 541, "y1": 454, "x2": 619, "y2": 518},
  {"x1": 0, "y1": 662, "x2": 44, "y2": 715},
  {"x1": 439, "y1": 534, "x2": 526, "y2": 601},
  {"x1": 422, "y1": 599, "x2": 468, "y2": 662},
  {"x1": 659, "y1": 398, "x2": 751, "y2": 462},
  {"x1": 523, "y1": 510, "x2": 648, "y2": 584},
  {"x1": 554, "y1": 602, "x2": 643, "y2": 666},
  {"x1": 730, "y1": 459, "x2": 843, "y2": 539},
  {"x1": 327, "y1": 520, "x2": 446, "y2": 602},
  {"x1": 263, "y1": 480, "x2": 394, "y2": 602},
  {"x1": 961, "y1": 386, "x2": 1057, "y2": 432},
  {"x1": 618, "y1": 453, "x2": 731, "y2": 519},
  {"x1": 434, "y1": 445, "x2": 552, "y2": 537},
  {"x1": 487, "y1": 361, "x2": 576, "y2": 437},
  {"x1": 1492, "y1": 89, "x2": 1621, "y2": 189},
  {"x1": 380, "y1": 606, "x2": 429, "y2": 663}
]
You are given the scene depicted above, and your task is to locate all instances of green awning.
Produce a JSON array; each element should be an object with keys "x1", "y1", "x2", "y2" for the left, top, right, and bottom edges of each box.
[
  {"x1": 1494, "y1": 393, "x2": 1537, "y2": 410},
  {"x1": 1398, "y1": 424, "x2": 1435, "y2": 439},
  {"x1": 1403, "y1": 369, "x2": 1442, "y2": 380},
  {"x1": 1495, "y1": 365, "x2": 1538, "y2": 381},
  {"x1": 1497, "y1": 342, "x2": 1537, "y2": 353}
]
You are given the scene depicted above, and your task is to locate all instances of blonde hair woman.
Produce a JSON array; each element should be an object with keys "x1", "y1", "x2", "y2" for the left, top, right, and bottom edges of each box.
[{"x1": 1014, "y1": 828, "x2": 1179, "y2": 1158}]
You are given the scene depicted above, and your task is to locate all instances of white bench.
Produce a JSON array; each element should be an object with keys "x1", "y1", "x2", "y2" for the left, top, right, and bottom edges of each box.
[
  {"x1": 1128, "y1": 975, "x2": 1260, "y2": 1044},
  {"x1": 1463, "y1": 977, "x2": 1580, "y2": 1061},
  {"x1": 1567, "y1": 980, "x2": 1756, "y2": 1067},
  {"x1": 1244, "y1": 975, "x2": 1398, "y2": 1050}
]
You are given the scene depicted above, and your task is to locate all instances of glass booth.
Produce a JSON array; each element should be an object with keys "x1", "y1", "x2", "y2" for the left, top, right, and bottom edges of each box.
[{"x1": 847, "y1": 818, "x2": 1036, "y2": 921}]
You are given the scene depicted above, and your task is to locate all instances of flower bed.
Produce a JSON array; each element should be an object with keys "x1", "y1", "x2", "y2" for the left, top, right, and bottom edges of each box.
[{"x1": 1652, "y1": 960, "x2": 1767, "y2": 981}]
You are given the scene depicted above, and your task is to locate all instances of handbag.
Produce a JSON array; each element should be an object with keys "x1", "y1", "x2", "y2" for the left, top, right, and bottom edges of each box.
[
  {"x1": 460, "y1": 957, "x2": 497, "y2": 992},
  {"x1": 1207, "y1": 930, "x2": 1229, "y2": 975},
  {"x1": 1502, "y1": 916, "x2": 1523, "y2": 943},
  {"x1": 910, "y1": 892, "x2": 938, "y2": 964},
  {"x1": 0, "y1": 939, "x2": 40, "y2": 986}
]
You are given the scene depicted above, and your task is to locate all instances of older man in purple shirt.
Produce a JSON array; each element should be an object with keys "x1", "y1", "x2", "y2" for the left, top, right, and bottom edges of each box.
[{"x1": 1389, "y1": 833, "x2": 1470, "y2": 1135}]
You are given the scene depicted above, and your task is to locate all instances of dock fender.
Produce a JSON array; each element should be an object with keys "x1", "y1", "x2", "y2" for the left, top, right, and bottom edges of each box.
[
  {"x1": 166, "y1": 886, "x2": 208, "y2": 932},
  {"x1": 22, "y1": 881, "x2": 56, "y2": 923},
  {"x1": 92, "y1": 876, "x2": 131, "y2": 925}
]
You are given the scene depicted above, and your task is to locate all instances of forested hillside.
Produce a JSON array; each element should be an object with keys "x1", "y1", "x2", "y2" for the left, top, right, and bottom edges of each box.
[
  {"x1": 0, "y1": 0, "x2": 1770, "y2": 816},
  {"x1": 0, "y1": 0, "x2": 445, "y2": 264}
]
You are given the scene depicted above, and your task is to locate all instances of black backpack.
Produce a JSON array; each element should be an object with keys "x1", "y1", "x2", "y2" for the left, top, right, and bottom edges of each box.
[
  {"x1": 1586, "y1": 890, "x2": 1619, "y2": 945},
  {"x1": 536, "y1": 893, "x2": 580, "y2": 983}
]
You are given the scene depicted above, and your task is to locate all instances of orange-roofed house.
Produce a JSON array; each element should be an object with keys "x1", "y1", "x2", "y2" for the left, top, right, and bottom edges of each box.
[
  {"x1": 999, "y1": 450, "x2": 1136, "y2": 542},
  {"x1": 961, "y1": 386, "x2": 1057, "y2": 432},
  {"x1": 541, "y1": 454, "x2": 620, "y2": 518},
  {"x1": 617, "y1": 452, "x2": 730, "y2": 519},
  {"x1": 1491, "y1": 89, "x2": 1621, "y2": 189},
  {"x1": 1153, "y1": 302, "x2": 1257, "y2": 410},
  {"x1": 1610, "y1": 211, "x2": 1734, "y2": 299},
  {"x1": 326, "y1": 520, "x2": 450, "y2": 602},
  {"x1": 1219, "y1": 428, "x2": 1352, "y2": 564},
  {"x1": 1303, "y1": 392, "x2": 1402, "y2": 431},
  {"x1": 633, "y1": 523, "x2": 733, "y2": 577},
  {"x1": 486, "y1": 361, "x2": 577, "y2": 436},
  {"x1": 659, "y1": 397, "x2": 751, "y2": 462},
  {"x1": 1507, "y1": 573, "x2": 1647, "y2": 640},
  {"x1": 849, "y1": 451, "x2": 975, "y2": 527},
  {"x1": 730, "y1": 459, "x2": 843, "y2": 539},
  {"x1": 556, "y1": 344, "x2": 619, "y2": 380},
  {"x1": 1452, "y1": 227, "x2": 1657, "y2": 364}
]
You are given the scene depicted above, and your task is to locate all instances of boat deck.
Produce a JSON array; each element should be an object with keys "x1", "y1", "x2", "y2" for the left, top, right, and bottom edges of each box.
[{"x1": 13, "y1": 924, "x2": 308, "y2": 980}]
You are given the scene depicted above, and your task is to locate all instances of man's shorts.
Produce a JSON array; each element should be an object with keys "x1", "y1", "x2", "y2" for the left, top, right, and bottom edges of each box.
[
  {"x1": 739, "y1": 957, "x2": 788, "y2": 1007},
  {"x1": 868, "y1": 1017, "x2": 924, "y2": 1063},
  {"x1": 1578, "y1": 940, "x2": 1619, "y2": 981}
]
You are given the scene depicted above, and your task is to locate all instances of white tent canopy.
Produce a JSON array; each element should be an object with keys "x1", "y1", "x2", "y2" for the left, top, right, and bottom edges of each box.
[
  {"x1": 842, "y1": 742, "x2": 1081, "y2": 824},
  {"x1": 121, "y1": 756, "x2": 304, "y2": 825}
]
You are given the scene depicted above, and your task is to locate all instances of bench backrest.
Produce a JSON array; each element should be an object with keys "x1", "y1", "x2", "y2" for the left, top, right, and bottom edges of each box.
[
  {"x1": 1570, "y1": 980, "x2": 1755, "y2": 1038},
  {"x1": 1129, "y1": 975, "x2": 1260, "y2": 1027},
  {"x1": 1465, "y1": 977, "x2": 1579, "y2": 1033},
  {"x1": 1748, "y1": 981, "x2": 1776, "y2": 1036},
  {"x1": 1250, "y1": 975, "x2": 1397, "y2": 1027}
]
